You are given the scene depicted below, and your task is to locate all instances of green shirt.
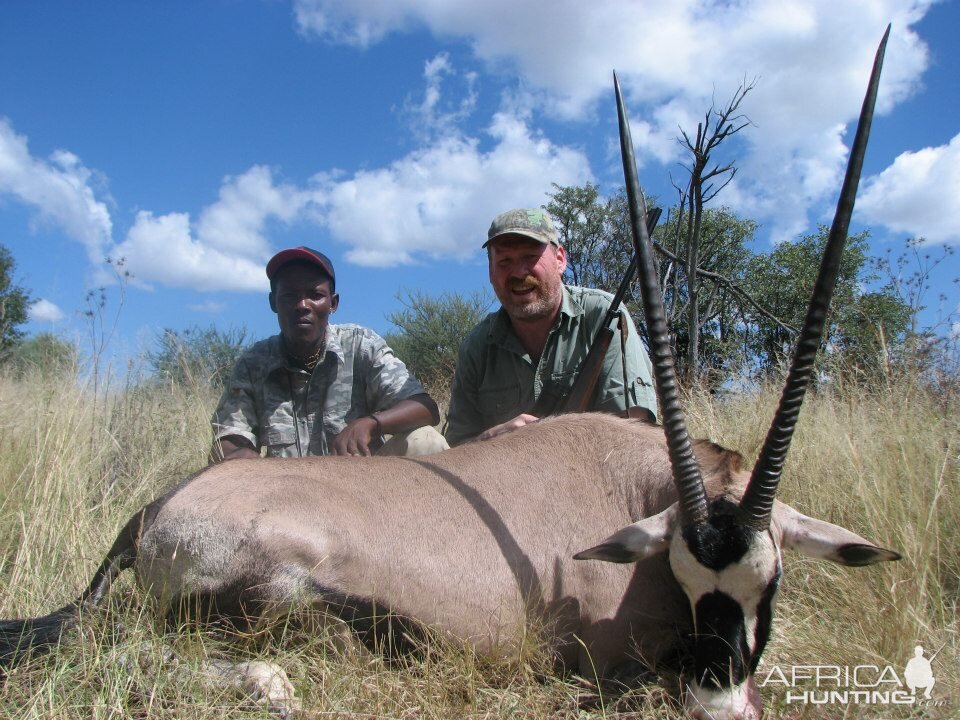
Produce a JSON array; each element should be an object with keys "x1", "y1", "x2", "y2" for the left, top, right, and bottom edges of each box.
[{"x1": 445, "y1": 285, "x2": 657, "y2": 446}]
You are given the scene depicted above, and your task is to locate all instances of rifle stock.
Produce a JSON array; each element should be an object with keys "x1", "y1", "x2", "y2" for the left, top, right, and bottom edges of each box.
[
  {"x1": 532, "y1": 207, "x2": 661, "y2": 417},
  {"x1": 555, "y1": 325, "x2": 615, "y2": 413}
]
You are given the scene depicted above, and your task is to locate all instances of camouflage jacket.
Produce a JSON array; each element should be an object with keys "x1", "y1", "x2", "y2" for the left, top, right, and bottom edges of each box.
[
  {"x1": 445, "y1": 285, "x2": 657, "y2": 446},
  {"x1": 212, "y1": 325, "x2": 431, "y2": 457}
]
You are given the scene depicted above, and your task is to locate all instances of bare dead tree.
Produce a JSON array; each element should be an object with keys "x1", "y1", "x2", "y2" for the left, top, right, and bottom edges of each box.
[{"x1": 673, "y1": 78, "x2": 757, "y2": 385}]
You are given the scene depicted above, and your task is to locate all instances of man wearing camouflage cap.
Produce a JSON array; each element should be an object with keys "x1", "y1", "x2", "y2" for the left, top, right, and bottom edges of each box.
[
  {"x1": 445, "y1": 208, "x2": 656, "y2": 446},
  {"x1": 210, "y1": 246, "x2": 447, "y2": 461}
]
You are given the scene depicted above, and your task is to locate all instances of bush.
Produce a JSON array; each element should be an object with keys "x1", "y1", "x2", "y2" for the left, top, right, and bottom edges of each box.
[
  {"x1": 385, "y1": 289, "x2": 491, "y2": 402},
  {"x1": 147, "y1": 325, "x2": 251, "y2": 389},
  {"x1": 4, "y1": 332, "x2": 78, "y2": 379}
]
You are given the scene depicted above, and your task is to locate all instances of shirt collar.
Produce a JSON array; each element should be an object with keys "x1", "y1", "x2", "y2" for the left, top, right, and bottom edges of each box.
[
  {"x1": 323, "y1": 325, "x2": 345, "y2": 364},
  {"x1": 266, "y1": 325, "x2": 345, "y2": 374},
  {"x1": 557, "y1": 284, "x2": 584, "y2": 320}
]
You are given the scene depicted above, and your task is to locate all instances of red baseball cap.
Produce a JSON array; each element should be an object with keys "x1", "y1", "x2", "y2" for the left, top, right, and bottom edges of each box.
[{"x1": 265, "y1": 247, "x2": 336, "y2": 290}]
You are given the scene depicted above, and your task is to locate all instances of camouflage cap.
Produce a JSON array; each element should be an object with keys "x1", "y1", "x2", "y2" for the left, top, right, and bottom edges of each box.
[{"x1": 483, "y1": 208, "x2": 559, "y2": 248}]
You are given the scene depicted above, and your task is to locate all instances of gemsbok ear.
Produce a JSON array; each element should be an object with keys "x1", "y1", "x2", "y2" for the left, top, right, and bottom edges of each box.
[
  {"x1": 574, "y1": 505, "x2": 677, "y2": 563},
  {"x1": 776, "y1": 503, "x2": 902, "y2": 566}
]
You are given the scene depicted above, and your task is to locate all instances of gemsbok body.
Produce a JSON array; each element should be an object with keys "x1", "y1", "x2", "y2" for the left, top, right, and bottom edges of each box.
[
  {"x1": 0, "y1": 413, "x2": 898, "y2": 719},
  {"x1": 0, "y1": 26, "x2": 899, "y2": 720}
]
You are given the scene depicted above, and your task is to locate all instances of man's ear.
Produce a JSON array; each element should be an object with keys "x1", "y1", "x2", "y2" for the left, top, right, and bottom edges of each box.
[
  {"x1": 330, "y1": 292, "x2": 340, "y2": 313},
  {"x1": 268, "y1": 292, "x2": 277, "y2": 313},
  {"x1": 554, "y1": 243, "x2": 568, "y2": 275}
]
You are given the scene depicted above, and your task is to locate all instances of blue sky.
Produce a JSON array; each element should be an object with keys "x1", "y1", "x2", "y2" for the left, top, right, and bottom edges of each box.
[{"x1": 2, "y1": 0, "x2": 958, "y2": 365}]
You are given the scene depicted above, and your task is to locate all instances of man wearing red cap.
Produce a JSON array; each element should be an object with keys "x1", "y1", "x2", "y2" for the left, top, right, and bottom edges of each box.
[{"x1": 210, "y1": 247, "x2": 446, "y2": 461}]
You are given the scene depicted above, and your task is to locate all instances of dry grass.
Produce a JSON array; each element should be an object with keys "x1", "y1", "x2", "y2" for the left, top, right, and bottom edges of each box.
[{"x1": 0, "y1": 365, "x2": 955, "y2": 718}]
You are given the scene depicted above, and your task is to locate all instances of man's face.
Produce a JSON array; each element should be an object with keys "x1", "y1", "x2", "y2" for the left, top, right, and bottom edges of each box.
[
  {"x1": 488, "y1": 236, "x2": 566, "y2": 321},
  {"x1": 273, "y1": 263, "x2": 339, "y2": 352}
]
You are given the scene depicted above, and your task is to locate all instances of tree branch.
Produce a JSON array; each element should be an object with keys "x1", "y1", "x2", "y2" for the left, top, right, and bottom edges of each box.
[{"x1": 651, "y1": 240, "x2": 799, "y2": 334}]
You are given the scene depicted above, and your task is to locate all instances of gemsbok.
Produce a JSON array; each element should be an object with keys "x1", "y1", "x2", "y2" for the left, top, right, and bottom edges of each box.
[{"x1": 0, "y1": 27, "x2": 899, "y2": 720}]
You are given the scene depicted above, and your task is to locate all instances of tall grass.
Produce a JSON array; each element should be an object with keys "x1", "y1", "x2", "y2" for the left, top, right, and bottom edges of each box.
[{"x1": 0, "y1": 366, "x2": 955, "y2": 718}]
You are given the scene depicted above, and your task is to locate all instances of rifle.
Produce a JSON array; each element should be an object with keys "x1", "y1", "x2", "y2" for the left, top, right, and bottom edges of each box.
[{"x1": 531, "y1": 206, "x2": 662, "y2": 417}]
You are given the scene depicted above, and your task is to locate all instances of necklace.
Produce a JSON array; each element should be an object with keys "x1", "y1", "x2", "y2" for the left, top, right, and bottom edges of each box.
[
  {"x1": 298, "y1": 345, "x2": 324, "y2": 371},
  {"x1": 283, "y1": 337, "x2": 325, "y2": 372}
]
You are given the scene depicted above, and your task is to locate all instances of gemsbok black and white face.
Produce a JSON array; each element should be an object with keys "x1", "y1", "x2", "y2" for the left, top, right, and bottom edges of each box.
[
  {"x1": 575, "y1": 25, "x2": 900, "y2": 720},
  {"x1": 577, "y1": 496, "x2": 900, "y2": 719}
]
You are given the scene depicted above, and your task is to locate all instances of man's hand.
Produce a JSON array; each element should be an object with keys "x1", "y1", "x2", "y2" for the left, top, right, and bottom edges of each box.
[
  {"x1": 209, "y1": 436, "x2": 260, "y2": 464},
  {"x1": 627, "y1": 406, "x2": 657, "y2": 423},
  {"x1": 477, "y1": 413, "x2": 540, "y2": 442},
  {"x1": 331, "y1": 416, "x2": 380, "y2": 457}
]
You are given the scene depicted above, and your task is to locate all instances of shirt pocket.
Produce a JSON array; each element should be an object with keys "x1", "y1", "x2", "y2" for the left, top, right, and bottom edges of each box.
[
  {"x1": 547, "y1": 368, "x2": 577, "y2": 399},
  {"x1": 477, "y1": 382, "x2": 522, "y2": 428},
  {"x1": 263, "y1": 423, "x2": 299, "y2": 458}
]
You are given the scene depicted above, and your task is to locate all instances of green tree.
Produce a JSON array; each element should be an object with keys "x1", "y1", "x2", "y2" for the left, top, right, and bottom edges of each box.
[
  {"x1": 547, "y1": 185, "x2": 636, "y2": 304},
  {"x1": 744, "y1": 228, "x2": 912, "y2": 380},
  {"x1": 546, "y1": 183, "x2": 919, "y2": 387},
  {"x1": 652, "y1": 205, "x2": 760, "y2": 386},
  {"x1": 547, "y1": 183, "x2": 627, "y2": 291},
  {"x1": 548, "y1": 183, "x2": 763, "y2": 388},
  {"x1": 0, "y1": 245, "x2": 31, "y2": 362},
  {"x1": 148, "y1": 325, "x2": 251, "y2": 388},
  {"x1": 385, "y1": 289, "x2": 491, "y2": 396}
]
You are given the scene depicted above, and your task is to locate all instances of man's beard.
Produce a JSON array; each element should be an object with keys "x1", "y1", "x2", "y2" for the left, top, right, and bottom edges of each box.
[{"x1": 498, "y1": 275, "x2": 562, "y2": 320}]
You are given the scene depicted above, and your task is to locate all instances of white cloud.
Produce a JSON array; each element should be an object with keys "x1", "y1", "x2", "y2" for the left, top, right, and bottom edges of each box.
[
  {"x1": 189, "y1": 300, "x2": 226, "y2": 313},
  {"x1": 195, "y1": 165, "x2": 307, "y2": 256},
  {"x1": 112, "y1": 166, "x2": 311, "y2": 292},
  {"x1": 113, "y1": 210, "x2": 267, "y2": 293},
  {"x1": 293, "y1": 1, "x2": 931, "y2": 114},
  {"x1": 293, "y1": 0, "x2": 935, "y2": 242},
  {"x1": 401, "y1": 53, "x2": 478, "y2": 142},
  {"x1": 294, "y1": 0, "x2": 412, "y2": 46},
  {"x1": 857, "y1": 133, "x2": 960, "y2": 244},
  {"x1": 111, "y1": 111, "x2": 579, "y2": 283},
  {"x1": 28, "y1": 298, "x2": 64, "y2": 323},
  {"x1": 313, "y1": 110, "x2": 592, "y2": 266},
  {"x1": 0, "y1": 124, "x2": 307, "y2": 292},
  {"x1": 0, "y1": 118, "x2": 113, "y2": 262},
  {"x1": 113, "y1": 122, "x2": 583, "y2": 281},
  {"x1": 1, "y1": 98, "x2": 589, "y2": 290}
]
